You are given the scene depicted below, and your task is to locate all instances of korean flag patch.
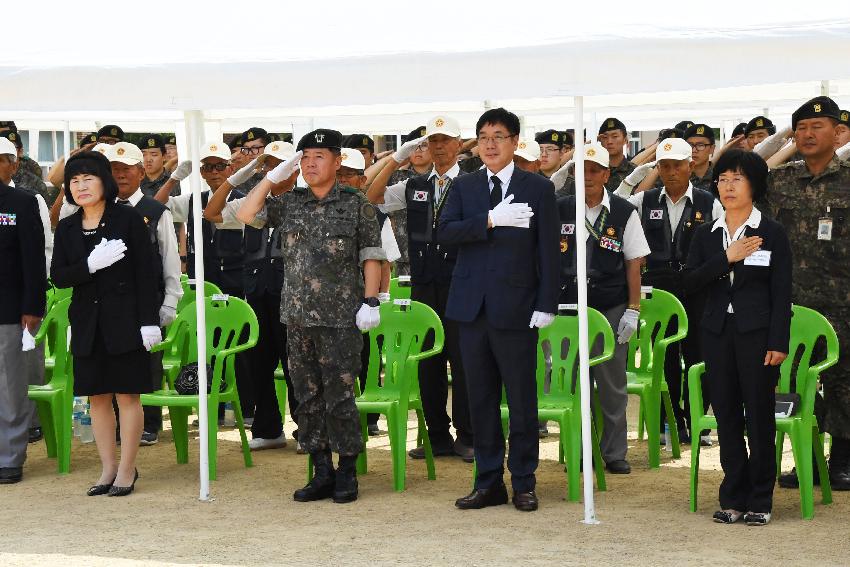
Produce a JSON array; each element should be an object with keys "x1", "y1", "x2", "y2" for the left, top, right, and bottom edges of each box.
[
  {"x1": 561, "y1": 223, "x2": 575, "y2": 235},
  {"x1": 412, "y1": 190, "x2": 428, "y2": 202},
  {"x1": 649, "y1": 209, "x2": 664, "y2": 220}
]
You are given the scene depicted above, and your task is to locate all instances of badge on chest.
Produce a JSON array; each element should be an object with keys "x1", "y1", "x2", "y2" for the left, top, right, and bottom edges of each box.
[
  {"x1": 599, "y1": 235, "x2": 622, "y2": 253},
  {"x1": 561, "y1": 223, "x2": 575, "y2": 235},
  {"x1": 412, "y1": 190, "x2": 429, "y2": 202},
  {"x1": 649, "y1": 209, "x2": 664, "y2": 220},
  {"x1": 0, "y1": 213, "x2": 17, "y2": 226}
]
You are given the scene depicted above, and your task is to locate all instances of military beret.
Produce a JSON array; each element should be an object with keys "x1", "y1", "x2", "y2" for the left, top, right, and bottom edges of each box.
[
  {"x1": 79, "y1": 133, "x2": 98, "y2": 147},
  {"x1": 279, "y1": 133, "x2": 294, "y2": 143},
  {"x1": 297, "y1": 128, "x2": 343, "y2": 152},
  {"x1": 241, "y1": 127, "x2": 269, "y2": 145},
  {"x1": 683, "y1": 123, "x2": 715, "y2": 144},
  {"x1": 839, "y1": 109, "x2": 850, "y2": 127},
  {"x1": 268, "y1": 133, "x2": 281, "y2": 142},
  {"x1": 140, "y1": 134, "x2": 165, "y2": 151},
  {"x1": 731, "y1": 122, "x2": 747, "y2": 138},
  {"x1": 658, "y1": 127, "x2": 685, "y2": 140},
  {"x1": 535, "y1": 129, "x2": 566, "y2": 148},
  {"x1": 792, "y1": 96, "x2": 841, "y2": 130},
  {"x1": 674, "y1": 120, "x2": 694, "y2": 132},
  {"x1": 744, "y1": 116, "x2": 776, "y2": 136},
  {"x1": 1, "y1": 130, "x2": 22, "y2": 149},
  {"x1": 598, "y1": 117, "x2": 627, "y2": 135},
  {"x1": 561, "y1": 131, "x2": 574, "y2": 146},
  {"x1": 343, "y1": 134, "x2": 374, "y2": 153},
  {"x1": 166, "y1": 135, "x2": 177, "y2": 145},
  {"x1": 227, "y1": 135, "x2": 243, "y2": 150},
  {"x1": 402, "y1": 126, "x2": 427, "y2": 144},
  {"x1": 0, "y1": 121, "x2": 17, "y2": 132},
  {"x1": 97, "y1": 124, "x2": 125, "y2": 141}
]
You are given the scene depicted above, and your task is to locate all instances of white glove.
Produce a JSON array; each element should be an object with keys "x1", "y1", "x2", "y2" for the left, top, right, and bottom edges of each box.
[
  {"x1": 617, "y1": 308, "x2": 640, "y2": 344},
  {"x1": 836, "y1": 141, "x2": 850, "y2": 161},
  {"x1": 754, "y1": 127, "x2": 792, "y2": 159},
  {"x1": 549, "y1": 158, "x2": 574, "y2": 192},
  {"x1": 159, "y1": 305, "x2": 176, "y2": 327},
  {"x1": 87, "y1": 238, "x2": 127, "y2": 273},
  {"x1": 140, "y1": 326, "x2": 162, "y2": 351},
  {"x1": 489, "y1": 194, "x2": 534, "y2": 228},
  {"x1": 169, "y1": 160, "x2": 192, "y2": 182},
  {"x1": 22, "y1": 328, "x2": 36, "y2": 352},
  {"x1": 529, "y1": 311, "x2": 555, "y2": 329},
  {"x1": 356, "y1": 303, "x2": 381, "y2": 331},
  {"x1": 378, "y1": 292, "x2": 391, "y2": 303},
  {"x1": 227, "y1": 158, "x2": 260, "y2": 187},
  {"x1": 266, "y1": 151, "x2": 302, "y2": 184},
  {"x1": 392, "y1": 136, "x2": 426, "y2": 163},
  {"x1": 624, "y1": 161, "x2": 656, "y2": 186}
]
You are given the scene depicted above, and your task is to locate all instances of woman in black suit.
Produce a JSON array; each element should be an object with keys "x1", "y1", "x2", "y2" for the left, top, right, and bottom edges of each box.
[
  {"x1": 684, "y1": 150, "x2": 792, "y2": 526},
  {"x1": 51, "y1": 151, "x2": 161, "y2": 496}
]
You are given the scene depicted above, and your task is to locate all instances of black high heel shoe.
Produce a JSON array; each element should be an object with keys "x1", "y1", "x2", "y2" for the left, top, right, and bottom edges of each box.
[
  {"x1": 87, "y1": 475, "x2": 117, "y2": 496},
  {"x1": 107, "y1": 469, "x2": 139, "y2": 497}
]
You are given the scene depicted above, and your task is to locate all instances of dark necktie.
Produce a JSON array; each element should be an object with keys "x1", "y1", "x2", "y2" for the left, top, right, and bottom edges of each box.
[
  {"x1": 489, "y1": 175, "x2": 502, "y2": 208},
  {"x1": 117, "y1": 199, "x2": 131, "y2": 206}
]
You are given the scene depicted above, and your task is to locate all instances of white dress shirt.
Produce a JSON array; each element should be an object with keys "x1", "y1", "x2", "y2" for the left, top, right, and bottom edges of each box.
[
  {"x1": 378, "y1": 162, "x2": 462, "y2": 214},
  {"x1": 487, "y1": 161, "x2": 515, "y2": 201},
  {"x1": 627, "y1": 183, "x2": 724, "y2": 235},
  {"x1": 585, "y1": 191, "x2": 651, "y2": 261}
]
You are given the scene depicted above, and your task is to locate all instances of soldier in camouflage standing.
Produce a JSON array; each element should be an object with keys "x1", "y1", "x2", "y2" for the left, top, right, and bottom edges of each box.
[
  {"x1": 767, "y1": 96, "x2": 850, "y2": 491},
  {"x1": 598, "y1": 118, "x2": 636, "y2": 192},
  {"x1": 238, "y1": 128, "x2": 385, "y2": 504}
]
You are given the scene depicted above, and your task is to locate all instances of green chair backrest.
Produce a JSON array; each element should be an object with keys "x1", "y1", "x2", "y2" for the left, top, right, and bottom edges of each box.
[
  {"x1": 176, "y1": 279, "x2": 223, "y2": 314},
  {"x1": 779, "y1": 305, "x2": 839, "y2": 418},
  {"x1": 363, "y1": 301, "x2": 444, "y2": 402},
  {"x1": 626, "y1": 288, "x2": 687, "y2": 376},
  {"x1": 34, "y1": 298, "x2": 72, "y2": 389},
  {"x1": 388, "y1": 277, "x2": 412, "y2": 300},
  {"x1": 45, "y1": 285, "x2": 73, "y2": 315},
  {"x1": 537, "y1": 308, "x2": 615, "y2": 407}
]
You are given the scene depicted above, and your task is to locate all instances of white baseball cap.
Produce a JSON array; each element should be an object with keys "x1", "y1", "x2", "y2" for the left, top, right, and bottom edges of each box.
[
  {"x1": 340, "y1": 147, "x2": 366, "y2": 171},
  {"x1": 583, "y1": 142, "x2": 609, "y2": 168},
  {"x1": 108, "y1": 142, "x2": 143, "y2": 165},
  {"x1": 0, "y1": 137, "x2": 17, "y2": 157},
  {"x1": 656, "y1": 137, "x2": 693, "y2": 162},
  {"x1": 92, "y1": 143, "x2": 113, "y2": 157},
  {"x1": 514, "y1": 138, "x2": 541, "y2": 162},
  {"x1": 426, "y1": 115, "x2": 461, "y2": 138},
  {"x1": 264, "y1": 141, "x2": 296, "y2": 162},
  {"x1": 199, "y1": 140, "x2": 232, "y2": 161}
]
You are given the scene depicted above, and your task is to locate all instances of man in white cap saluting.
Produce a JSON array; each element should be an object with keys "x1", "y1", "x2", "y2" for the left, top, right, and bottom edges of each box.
[
  {"x1": 513, "y1": 138, "x2": 541, "y2": 174},
  {"x1": 366, "y1": 115, "x2": 476, "y2": 462}
]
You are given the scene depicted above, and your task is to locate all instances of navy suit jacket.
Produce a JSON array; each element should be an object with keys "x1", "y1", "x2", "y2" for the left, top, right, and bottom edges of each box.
[{"x1": 438, "y1": 167, "x2": 560, "y2": 330}]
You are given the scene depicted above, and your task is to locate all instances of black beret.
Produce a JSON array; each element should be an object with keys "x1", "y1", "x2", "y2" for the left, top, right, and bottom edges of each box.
[
  {"x1": 343, "y1": 134, "x2": 374, "y2": 153},
  {"x1": 241, "y1": 127, "x2": 268, "y2": 145},
  {"x1": 674, "y1": 120, "x2": 694, "y2": 131},
  {"x1": 297, "y1": 129, "x2": 343, "y2": 152},
  {"x1": 97, "y1": 124, "x2": 124, "y2": 141},
  {"x1": 402, "y1": 126, "x2": 427, "y2": 144},
  {"x1": 683, "y1": 124, "x2": 715, "y2": 144},
  {"x1": 840, "y1": 110, "x2": 850, "y2": 127},
  {"x1": 535, "y1": 129, "x2": 566, "y2": 147},
  {"x1": 78, "y1": 133, "x2": 98, "y2": 147},
  {"x1": 166, "y1": 135, "x2": 177, "y2": 145},
  {"x1": 268, "y1": 133, "x2": 281, "y2": 142},
  {"x1": 561, "y1": 131, "x2": 574, "y2": 146},
  {"x1": 1, "y1": 130, "x2": 22, "y2": 149},
  {"x1": 227, "y1": 135, "x2": 243, "y2": 150},
  {"x1": 792, "y1": 96, "x2": 841, "y2": 129},
  {"x1": 731, "y1": 122, "x2": 747, "y2": 138},
  {"x1": 744, "y1": 116, "x2": 776, "y2": 136},
  {"x1": 140, "y1": 134, "x2": 165, "y2": 151},
  {"x1": 0, "y1": 121, "x2": 17, "y2": 132},
  {"x1": 598, "y1": 117, "x2": 627, "y2": 135},
  {"x1": 658, "y1": 127, "x2": 685, "y2": 140}
]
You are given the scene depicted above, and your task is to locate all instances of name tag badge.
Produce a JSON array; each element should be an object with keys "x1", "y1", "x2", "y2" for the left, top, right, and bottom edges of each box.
[
  {"x1": 412, "y1": 190, "x2": 428, "y2": 202},
  {"x1": 818, "y1": 217, "x2": 833, "y2": 241},
  {"x1": 599, "y1": 236, "x2": 622, "y2": 253},
  {"x1": 561, "y1": 223, "x2": 575, "y2": 235},
  {"x1": 744, "y1": 249, "x2": 771, "y2": 267},
  {"x1": 0, "y1": 213, "x2": 17, "y2": 226},
  {"x1": 649, "y1": 209, "x2": 664, "y2": 220}
]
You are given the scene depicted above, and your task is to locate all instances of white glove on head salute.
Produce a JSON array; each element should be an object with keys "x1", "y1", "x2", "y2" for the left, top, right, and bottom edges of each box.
[
  {"x1": 392, "y1": 136, "x2": 426, "y2": 163},
  {"x1": 169, "y1": 160, "x2": 192, "y2": 182},
  {"x1": 87, "y1": 238, "x2": 127, "y2": 273},
  {"x1": 266, "y1": 151, "x2": 302, "y2": 184},
  {"x1": 227, "y1": 157, "x2": 261, "y2": 187},
  {"x1": 489, "y1": 194, "x2": 534, "y2": 228}
]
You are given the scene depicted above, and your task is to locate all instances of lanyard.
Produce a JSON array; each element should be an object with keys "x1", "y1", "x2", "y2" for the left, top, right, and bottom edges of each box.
[
  {"x1": 433, "y1": 176, "x2": 453, "y2": 228},
  {"x1": 584, "y1": 208, "x2": 609, "y2": 242}
]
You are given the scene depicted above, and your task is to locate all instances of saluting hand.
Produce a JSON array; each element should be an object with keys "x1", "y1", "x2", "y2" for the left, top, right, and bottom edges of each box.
[
  {"x1": 392, "y1": 136, "x2": 426, "y2": 163},
  {"x1": 726, "y1": 236, "x2": 763, "y2": 263}
]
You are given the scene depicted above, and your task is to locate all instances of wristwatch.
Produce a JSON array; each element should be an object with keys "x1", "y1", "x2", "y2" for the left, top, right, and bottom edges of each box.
[
  {"x1": 363, "y1": 297, "x2": 380, "y2": 308},
  {"x1": 628, "y1": 303, "x2": 641, "y2": 311}
]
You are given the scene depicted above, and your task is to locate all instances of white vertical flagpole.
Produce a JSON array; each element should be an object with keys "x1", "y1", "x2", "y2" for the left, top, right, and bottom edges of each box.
[
  {"x1": 573, "y1": 96, "x2": 599, "y2": 524},
  {"x1": 184, "y1": 110, "x2": 211, "y2": 501},
  {"x1": 62, "y1": 121, "x2": 71, "y2": 160}
]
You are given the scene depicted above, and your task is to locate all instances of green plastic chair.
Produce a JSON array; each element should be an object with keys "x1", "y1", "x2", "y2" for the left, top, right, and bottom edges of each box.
[
  {"x1": 28, "y1": 298, "x2": 74, "y2": 474},
  {"x1": 274, "y1": 363, "x2": 288, "y2": 431},
  {"x1": 355, "y1": 300, "x2": 444, "y2": 491},
  {"x1": 176, "y1": 279, "x2": 223, "y2": 314},
  {"x1": 688, "y1": 305, "x2": 836, "y2": 519},
  {"x1": 388, "y1": 277, "x2": 412, "y2": 300},
  {"x1": 141, "y1": 297, "x2": 258, "y2": 480},
  {"x1": 626, "y1": 288, "x2": 686, "y2": 467}
]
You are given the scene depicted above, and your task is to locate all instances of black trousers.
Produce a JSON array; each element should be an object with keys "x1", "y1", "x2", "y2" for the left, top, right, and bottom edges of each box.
[
  {"x1": 703, "y1": 315, "x2": 778, "y2": 512},
  {"x1": 412, "y1": 281, "x2": 473, "y2": 447},
  {"x1": 459, "y1": 310, "x2": 538, "y2": 493},
  {"x1": 218, "y1": 284, "x2": 255, "y2": 418},
  {"x1": 143, "y1": 350, "x2": 164, "y2": 433},
  {"x1": 246, "y1": 291, "x2": 297, "y2": 440}
]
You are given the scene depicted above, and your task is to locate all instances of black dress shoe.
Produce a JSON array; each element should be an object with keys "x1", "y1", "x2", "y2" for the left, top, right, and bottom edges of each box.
[
  {"x1": 830, "y1": 468, "x2": 850, "y2": 491},
  {"x1": 409, "y1": 445, "x2": 455, "y2": 459},
  {"x1": 107, "y1": 469, "x2": 139, "y2": 497},
  {"x1": 28, "y1": 427, "x2": 43, "y2": 443},
  {"x1": 453, "y1": 440, "x2": 475, "y2": 463},
  {"x1": 87, "y1": 475, "x2": 117, "y2": 496},
  {"x1": 605, "y1": 459, "x2": 631, "y2": 474},
  {"x1": 0, "y1": 467, "x2": 23, "y2": 484},
  {"x1": 778, "y1": 467, "x2": 820, "y2": 489},
  {"x1": 512, "y1": 491, "x2": 539, "y2": 512},
  {"x1": 455, "y1": 484, "x2": 508, "y2": 509}
]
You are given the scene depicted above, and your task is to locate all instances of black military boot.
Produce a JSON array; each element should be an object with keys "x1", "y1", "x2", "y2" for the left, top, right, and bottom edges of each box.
[
  {"x1": 293, "y1": 450, "x2": 335, "y2": 502},
  {"x1": 333, "y1": 454, "x2": 359, "y2": 504},
  {"x1": 828, "y1": 438, "x2": 850, "y2": 491}
]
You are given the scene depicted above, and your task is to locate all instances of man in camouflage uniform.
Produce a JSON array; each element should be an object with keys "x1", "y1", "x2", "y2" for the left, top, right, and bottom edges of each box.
[
  {"x1": 238, "y1": 128, "x2": 385, "y2": 504},
  {"x1": 684, "y1": 124, "x2": 715, "y2": 193},
  {"x1": 598, "y1": 117, "x2": 636, "y2": 192},
  {"x1": 0, "y1": 130, "x2": 53, "y2": 205},
  {"x1": 767, "y1": 96, "x2": 850, "y2": 490}
]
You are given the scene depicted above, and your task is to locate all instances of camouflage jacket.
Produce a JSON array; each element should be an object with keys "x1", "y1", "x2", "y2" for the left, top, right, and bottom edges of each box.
[
  {"x1": 605, "y1": 157, "x2": 636, "y2": 192},
  {"x1": 140, "y1": 170, "x2": 178, "y2": 198},
  {"x1": 691, "y1": 165, "x2": 714, "y2": 194},
  {"x1": 258, "y1": 182, "x2": 386, "y2": 327},
  {"x1": 12, "y1": 168, "x2": 54, "y2": 205},
  {"x1": 766, "y1": 156, "x2": 850, "y2": 308}
]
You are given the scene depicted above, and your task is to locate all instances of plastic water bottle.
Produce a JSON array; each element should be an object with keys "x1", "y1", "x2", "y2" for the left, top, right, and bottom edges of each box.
[
  {"x1": 664, "y1": 423, "x2": 672, "y2": 452},
  {"x1": 79, "y1": 409, "x2": 94, "y2": 444},
  {"x1": 223, "y1": 402, "x2": 236, "y2": 427},
  {"x1": 72, "y1": 397, "x2": 85, "y2": 437}
]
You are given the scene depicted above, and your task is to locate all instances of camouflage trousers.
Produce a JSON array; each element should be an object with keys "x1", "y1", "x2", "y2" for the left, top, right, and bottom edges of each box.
[
  {"x1": 388, "y1": 210, "x2": 410, "y2": 277},
  {"x1": 815, "y1": 307, "x2": 850, "y2": 440},
  {"x1": 287, "y1": 324, "x2": 365, "y2": 456}
]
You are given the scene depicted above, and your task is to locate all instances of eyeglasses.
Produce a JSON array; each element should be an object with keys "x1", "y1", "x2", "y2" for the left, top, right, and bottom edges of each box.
[
  {"x1": 539, "y1": 146, "x2": 561, "y2": 156},
  {"x1": 689, "y1": 142, "x2": 713, "y2": 151},
  {"x1": 476, "y1": 135, "x2": 515, "y2": 145},
  {"x1": 240, "y1": 146, "x2": 265, "y2": 155},
  {"x1": 414, "y1": 143, "x2": 429, "y2": 152},
  {"x1": 200, "y1": 162, "x2": 229, "y2": 173},
  {"x1": 716, "y1": 176, "x2": 746, "y2": 186}
]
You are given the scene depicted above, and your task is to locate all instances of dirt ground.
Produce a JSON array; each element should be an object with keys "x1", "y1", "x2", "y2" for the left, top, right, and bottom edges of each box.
[{"x1": 1, "y1": 394, "x2": 847, "y2": 567}]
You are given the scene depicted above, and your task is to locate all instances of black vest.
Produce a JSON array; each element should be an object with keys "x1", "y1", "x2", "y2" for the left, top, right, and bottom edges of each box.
[
  {"x1": 186, "y1": 190, "x2": 247, "y2": 294},
  {"x1": 132, "y1": 195, "x2": 167, "y2": 303},
  {"x1": 404, "y1": 171, "x2": 461, "y2": 285},
  {"x1": 640, "y1": 186, "x2": 715, "y2": 273},
  {"x1": 557, "y1": 193, "x2": 635, "y2": 310},
  {"x1": 242, "y1": 223, "x2": 284, "y2": 297}
]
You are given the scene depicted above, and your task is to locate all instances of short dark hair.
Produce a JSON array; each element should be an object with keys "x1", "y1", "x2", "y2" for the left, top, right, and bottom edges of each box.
[
  {"x1": 712, "y1": 149, "x2": 768, "y2": 203},
  {"x1": 476, "y1": 108, "x2": 520, "y2": 137},
  {"x1": 64, "y1": 151, "x2": 119, "y2": 205}
]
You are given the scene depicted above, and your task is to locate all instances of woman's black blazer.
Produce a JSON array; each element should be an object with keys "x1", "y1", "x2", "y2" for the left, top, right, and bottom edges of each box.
[{"x1": 51, "y1": 203, "x2": 159, "y2": 356}]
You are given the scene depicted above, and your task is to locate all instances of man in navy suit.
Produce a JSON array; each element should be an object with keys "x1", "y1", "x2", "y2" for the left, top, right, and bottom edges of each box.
[{"x1": 439, "y1": 108, "x2": 560, "y2": 511}]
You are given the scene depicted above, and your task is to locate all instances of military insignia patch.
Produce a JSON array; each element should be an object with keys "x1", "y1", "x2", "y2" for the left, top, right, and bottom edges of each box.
[
  {"x1": 756, "y1": 118, "x2": 764, "y2": 127},
  {"x1": 560, "y1": 237, "x2": 568, "y2": 253},
  {"x1": 663, "y1": 143, "x2": 672, "y2": 151},
  {"x1": 362, "y1": 136, "x2": 369, "y2": 145},
  {"x1": 110, "y1": 128, "x2": 118, "y2": 135},
  {"x1": 561, "y1": 223, "x2": 575, "y2": 235},
  {"x1": 587, "y1": 148, "x2": 596, "y2": 156},
  {"x1": 360, "y1": 203, "x2": 377, "y2": 220},
  {"x1": 814, "y1": 103, "x2": 822, "y2": 113},
  {"x1": 272, "y1": 143, "x2": 280, "y2": 151},
  {"x1": 519, "y1": 142, "x2": 527, "y2": 149},
  {"x1": 695, "y1": 211, "x2": 703, "y2": 220},
  {"x1": 650, "y1": 209, "x2": 664, "y2": 220},
  {"x1": 147, "y1": 138, "x2": 156, "y2": 147},
  {"x1": 116, "y1": 148, "x2": 125, "y2": 156},
  {"x1": 435, "y1": 118, "x2": 445, "y2": 127},
  {"x1": 606, "y1": 227, "x2": 615, "y2": 236},
  {"x1": 412, "y1": 190, "x2": 428, "y2": 202},
  {"x1": 842, "y1": 111, "x2": 850, "y2": 122},
  {"x1": 210, "y1": 144, "x2": 218, "y2": 152},
  {"x1": 551, "y1": 133, "x2": 558, "y2": 142},
  {"x1": 341, "y1": 152, "x2": 348, "y2": 160},
  {"x1": 247, "y1": 131, "x2": 255, "y2": 140},
  {"x1": 696, "y1": 126, "x2": 705, "y2": 135}
]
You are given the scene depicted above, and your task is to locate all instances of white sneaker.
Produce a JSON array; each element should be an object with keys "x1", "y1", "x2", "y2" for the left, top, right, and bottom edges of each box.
[{"x1": 248, "y1": 435, "x2": 287, "y2": 451}]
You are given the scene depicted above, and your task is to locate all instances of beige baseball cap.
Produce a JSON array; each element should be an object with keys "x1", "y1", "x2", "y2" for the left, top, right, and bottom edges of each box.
[
  {"x1": 656, "y1": 137, "x2": 692, "y2": 162},
  {"x1": 92, "y1": 143, "x2": 113, "y2": 157},
  {"x1": 426, "y1": 115, "x2": 461, "y2": 138},
  {"x1": 340, "y1": 147, "x2": 366, "y2": 171},
  {"x1": 0, "y1": 137, "x2": 16, "y2": 157},
  {"x1": 514, "y1": 138, "x2": 541, "y2": 162},
  {"x1": 108, "y1": 142, "x2": 143, "y2": 165},
  {"x1": 583, "y1": 142, "x2": 609, "y2": 168},
  {"x1": 264, "y1": 141, "x2": 296, "y2": 162},
  {"x1": 199, "y1": 140, "x2": 232, "y2": 161}
]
